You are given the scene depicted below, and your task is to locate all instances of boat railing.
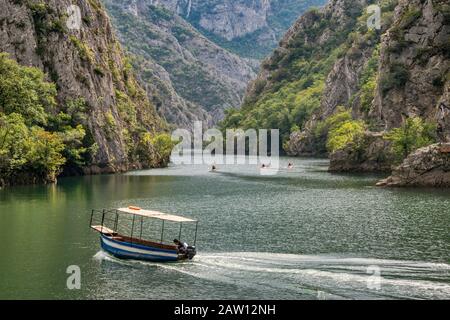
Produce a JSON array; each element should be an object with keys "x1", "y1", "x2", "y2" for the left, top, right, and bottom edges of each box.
[
  {"x1": 90, "y1": 209, "x2": 173, "y2": 245},
  {"x1": 90, "y1": 209, "x2": 116, "y2": 232}
]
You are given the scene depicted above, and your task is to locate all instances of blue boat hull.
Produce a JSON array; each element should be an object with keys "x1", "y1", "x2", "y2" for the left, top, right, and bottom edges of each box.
[{"x1": 100, "y1": 235, "x2": 179, "y2": 262}]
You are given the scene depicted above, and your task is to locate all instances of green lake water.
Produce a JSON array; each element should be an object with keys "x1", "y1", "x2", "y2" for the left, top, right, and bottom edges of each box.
[{"x1": 0, "y1": 158, "x2": 449, "y2": 299}]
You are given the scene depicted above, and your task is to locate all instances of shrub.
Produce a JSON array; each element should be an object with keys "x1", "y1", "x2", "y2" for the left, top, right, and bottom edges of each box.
[
  {"x1": 314, "y1": 107, "x2": 352, "y2": 139},
  {"x1": 384, "y1": 117, "x2": 437, "y2": 160},
  {"x1": 399, "y1": 8, "x2": 422, "y2": 29},
  {"x1": 360, "y1": 77, "x2": 377, "y2": 112},
  {"x1": 136, "y1": 133, "x2": 174, "y2": 167},
  {"x1": 69, "y1": 36, "x2": 95, "y2": 63},
  {"x1": 0, "y1": 53, "x2": 57, "y2": 126},
  {"x1": 0, "y1": 113, "x2": 66, "y2": 182},
  {"x1": 327, "y1": 120, "x2": 366, "y2": 153},
  {"x1": 380, "y1": 63, "x2": 409, "y2": 95}
]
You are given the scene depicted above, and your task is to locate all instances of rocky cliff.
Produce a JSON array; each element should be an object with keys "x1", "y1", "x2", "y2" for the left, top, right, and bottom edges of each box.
[
  {"x1": 328, "y1": 0, "x2": 449, "y2": 173},
  {"x1": 289, "y1": 0, "x2": 449, "y2": 157},
  {"x1": 283, "y1": 0, "x2": 395, "y2": 158},
  {"x1": 103, "y1": 0, "x2": 258, "y2": 128},
  {"x1": 222, "y1": 0, "x2": 449, "y2": 186},
  {"x1": 222, "y1": 0, "x2": 373, "y2": 141},
  {"x1": 143, "y1": 0, "x2": 327, "y2": 59},
  {"x1": 370, "y1": 0, "x2": 449, "y2": 132},
  {"x1": 0, "y1": 0, "x2": 167, "y2": 177},
  {"x1": 103, "y1": 0, "x2": 327, "y2": 129}
]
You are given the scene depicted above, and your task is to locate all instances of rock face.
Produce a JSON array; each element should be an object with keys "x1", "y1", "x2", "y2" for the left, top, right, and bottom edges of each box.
[
  {"x1": 226, "y1": 0, "x2": 449, "y2": 186},
  {"x1": 370, "y1": 0, "x2": 450, "y2": 134},
  {"x1": 282, "y1": 0, "x2": 449, "y2": 176},
  {"x1": 377, "y1": 143, "x2": 450, "y2": 187},
  {"x1": 285, "y1": 131, "x2": 320, "y2": 157},
  {"x1": 0, "y1": 0, "x2": 166, "y2": 173},
  {"x1": 104, "y1": 0, "x2": 258, "y2": 129},
  {"x1": 103, "y1": 0, "x2": 326, "y2": 129},
  {"x1": 244, "y1": 0, "x2": 370, "y2": 107},
  {"x1": 144, "y1": 0, "x2": 327, "y2": 59}
]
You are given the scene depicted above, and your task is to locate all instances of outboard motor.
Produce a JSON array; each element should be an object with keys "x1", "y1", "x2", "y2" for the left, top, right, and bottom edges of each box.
[{"x1": 186, "y1": 246, "x2": 196, "y2": 260}]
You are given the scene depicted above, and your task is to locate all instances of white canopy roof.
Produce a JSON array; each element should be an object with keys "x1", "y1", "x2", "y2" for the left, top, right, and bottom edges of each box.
[{"x1": 118, "y1": 207, "x2": 197, "y2": 223}]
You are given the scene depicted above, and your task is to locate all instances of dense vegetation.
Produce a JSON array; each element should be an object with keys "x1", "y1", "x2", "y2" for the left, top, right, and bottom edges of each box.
[
  {"x1": 384, "y1": 117, "x2": 437, "y2": 162},
  {"x1": 221, "y1": 1, "x2": 378, "y2": 142},
  {"x1": 220, "y1": 0, "x2": 412, "y2": 158},
  {"x1": 0, "y1": 53, "x2": 171, "y2": 186},
  {"x1": 0, "y1": 53, "x2": 88, "y2": 184},
  {"x1": 311, "y1": 107, "x2": 366, "y2": 154},
  {"x1": 314, "y1": 108, "x2": 436, "y2": 163}
]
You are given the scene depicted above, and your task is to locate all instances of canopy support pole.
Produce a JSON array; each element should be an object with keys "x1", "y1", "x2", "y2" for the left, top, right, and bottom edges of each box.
[
  {"x1": 101, "y1": 209, "x2": 106, "y2": 234},
  {"x1": 114, "y1": 210, "x2": 119, "y2": 233},
  {"x1": 90, "y1": 210, "x2": 94, "y2": 228},
  {"x1": 194, "y1": 221, "x2": 198, "y2": 246},
  {"x1": 131, "y1": 214, "x2": 135, "y2": 244},
  {"x1": 160, "y1": 220, "x2": 165, "y2": 243},
  {"x1": 178, "y1": 223, "x2": 183, "y2": 240}
]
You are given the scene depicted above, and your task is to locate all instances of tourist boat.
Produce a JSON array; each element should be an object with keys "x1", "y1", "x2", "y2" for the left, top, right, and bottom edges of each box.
[{"x1": 90, "y1": 206, "x2": 198, "y2": 262}]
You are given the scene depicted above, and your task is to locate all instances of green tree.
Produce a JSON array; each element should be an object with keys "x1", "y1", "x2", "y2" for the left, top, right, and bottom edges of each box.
[
  {"x1": 384, "y1": 117, "x2": 437, "y2": 160},
  {"x1": 26, "y1": 127, "x2": 66, "y2": 180},
  {"x1": 137, "y1": 133, "x2": 174, "y2": 167},
  {"x1": 0, "y1": 113, "x2": 30, "y2": 173},
  {"x1": 327, "y1": 120, "x2": 366, "y2": 153},
  {"x1": 0, "y1": 113, "x2": 66, "y2": 181},
  {"x1": 0, "y1": 53, "x2": 57, "y2": 126}
]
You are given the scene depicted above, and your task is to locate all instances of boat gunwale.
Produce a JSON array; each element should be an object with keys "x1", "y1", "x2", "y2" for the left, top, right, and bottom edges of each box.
[
  {"x1": 101, "y1": 234, "x2": 179, "y2": 253},
  {"x1": 101, "y1": 235, "x2": 179, "y2": 261}
]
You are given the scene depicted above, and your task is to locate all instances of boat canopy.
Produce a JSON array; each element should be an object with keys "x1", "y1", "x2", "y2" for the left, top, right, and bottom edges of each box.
[{"x1": 117, "y1": 207, "x2": 197, "y2": 223}]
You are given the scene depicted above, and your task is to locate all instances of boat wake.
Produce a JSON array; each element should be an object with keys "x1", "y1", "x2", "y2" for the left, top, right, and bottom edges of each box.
[{"x1": 93, "y1": 251, "x2": 450, "y2": 300}]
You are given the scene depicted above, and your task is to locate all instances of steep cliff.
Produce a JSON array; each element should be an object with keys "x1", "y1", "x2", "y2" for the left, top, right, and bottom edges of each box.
[
  {"x1": 222, "y1": 0, "x2": 449, "y2": 185},
  {"x1": 143, "y1": 0, "x2": 327, "y2": 59},
  {"x1": 103, "y1": 0, "x2": 257, "y2": 128},
  {"x1": 290, "y1": 0, "x2": 449, "y2": 156},
  {"x1": 370, "y1": 0, "x2": 449, "y2": 134},
  {"x1": 0, "y1": 0, "x2": 167, "y2": 185},
  {"x1": 328, "y1": 0, "x2": 449, "y2": 173},
  {"x1": 222, "y1": 0, "x2": 373, "y2": 142},
  {"x1": 102, "y1": 0, "x2": 328, "y2": 129}
]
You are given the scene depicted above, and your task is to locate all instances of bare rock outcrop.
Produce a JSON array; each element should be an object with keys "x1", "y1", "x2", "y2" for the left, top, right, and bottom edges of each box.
[
  {"x1": 370, "y1": 0, "x2": 450, "y2": 134},
  {"x1": 377, "y1": 143, "x2": 450, "y2": 187}
]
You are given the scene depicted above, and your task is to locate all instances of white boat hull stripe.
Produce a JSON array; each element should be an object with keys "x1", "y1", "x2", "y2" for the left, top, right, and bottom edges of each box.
[{"x1": 101, "y1": 237, "x2": 178, "y2": 258}]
